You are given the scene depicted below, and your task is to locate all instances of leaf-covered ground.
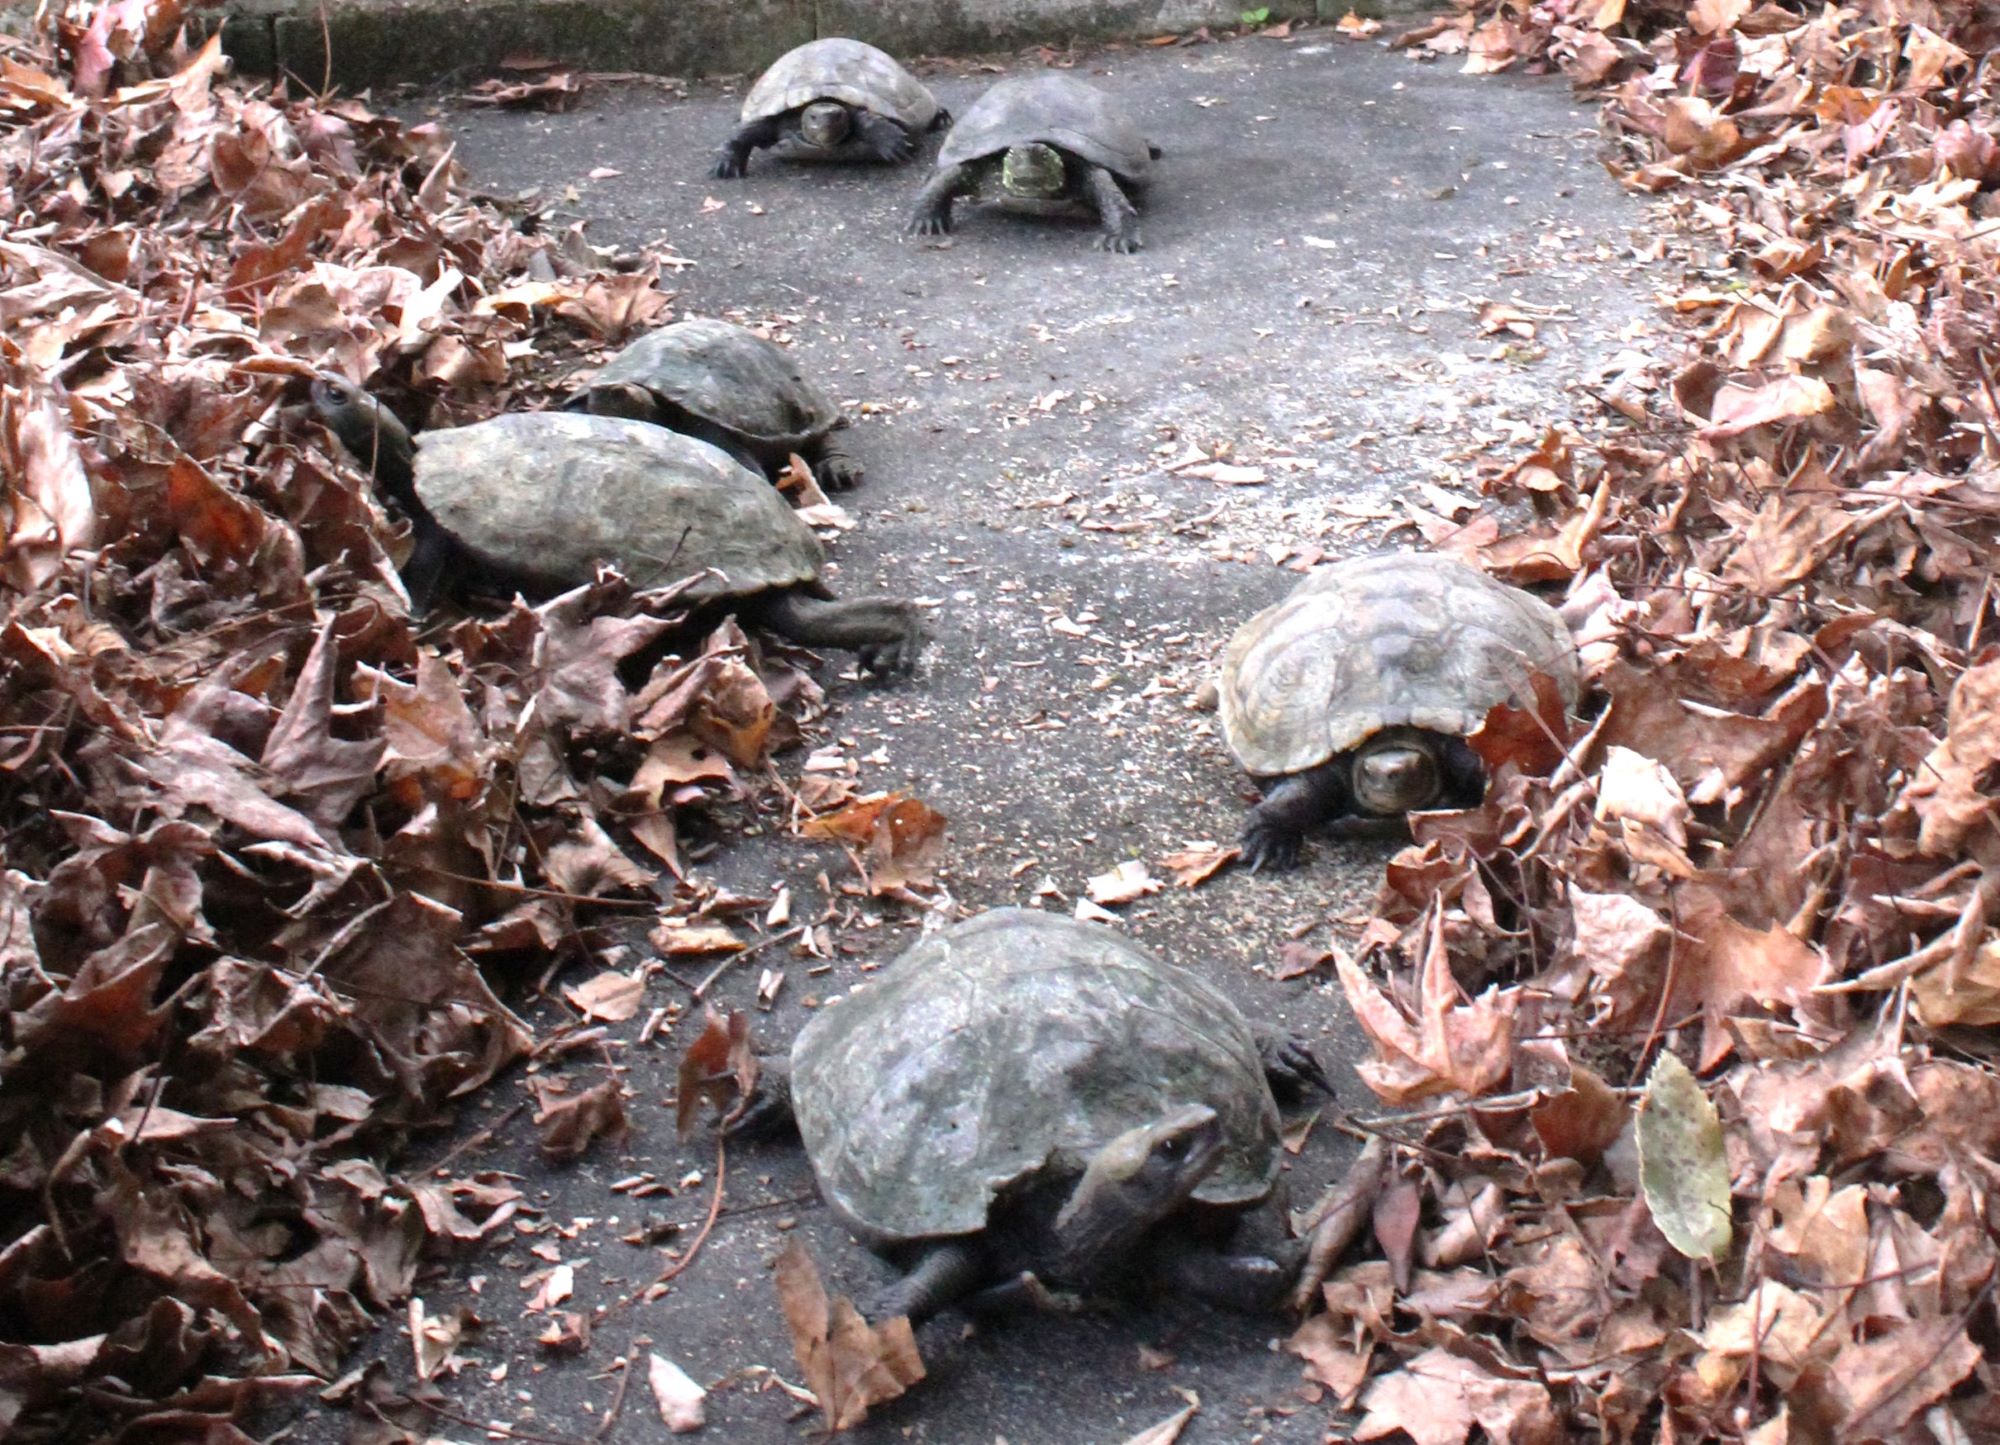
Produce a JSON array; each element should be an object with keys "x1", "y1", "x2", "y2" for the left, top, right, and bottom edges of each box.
[
  {"x1": 0, "y1": 6, "x2": 879, "y2": 1439},
  {"x1": 1298, "y1": 1, "x2": 2000, "y2": 1439},
  {"x1": 3, "y1": 0, "x2": 1999, "y2": 1440}
]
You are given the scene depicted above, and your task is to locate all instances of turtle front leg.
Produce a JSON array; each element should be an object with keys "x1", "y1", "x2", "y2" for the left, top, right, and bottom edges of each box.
[
  {"x1": 710, "y1": 116, "x2": 783, "y2": 179},
  {"x1": 1240, "y1": 762, "x2": 1350, "y2": 873},
  {"x1": 1256, "y1": 1031, "x2": 1335, "y2": 1102},
  {"x1": 906, "y1": 162, "x2": 975, "y2": 236},
  {"x1": 1084, "y1": 164, "x2": 1142, "y2": 254},
  {"x1": 1153, "y1": 1237, "x2": 1304, "y2": 1314},
  {"x1": 851, "y1": 111, "x2": 916, "y2": 165},
  {"x1": 870, "y1": 1240, "x2": 986, "y2": 1325},
  {"x1": 807, "y1": 433, "x2": 864, "y2": 492},
  {"x1": 754, "y1": 591, "x2": 924, "y2": 676},
  {"x1": 721, "y1": 1055, "x2": 795, "y2": 1136}
]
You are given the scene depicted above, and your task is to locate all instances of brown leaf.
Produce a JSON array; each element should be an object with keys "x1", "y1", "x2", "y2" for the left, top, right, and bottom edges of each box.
[
  {"x1": 1357, "y1": 1347, "x2": 1560, "y2": 1445},
  {"x1": 801, "y1": 792, "x2": 948, "y2": 895},
  {"x1": 773, "y1": 1239, "x2": 925, "y2": 1432},
  {"x1": 1158, "y1": 841, "x2": 1238, "y2": 887},
  {"x1": 533, "y1": 1077, "x2": 628, "y2": 1162},
  {"x1": 562, "y1": 970, "x2": 646, "y2": 1023},
  {"x1": 1888, "y1": 650, "x2": 2000, "y2": 859},
  {"x1": 674, "y1": 1007, "x2": 757, "y2": 1140},
  {"x1": 1530, "y1": 1061, "x2": 1628, "y2": 1163}
]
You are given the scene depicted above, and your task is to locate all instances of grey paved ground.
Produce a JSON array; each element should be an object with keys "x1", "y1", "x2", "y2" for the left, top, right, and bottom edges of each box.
[{"x1": 305, "y1": 28, "x2": 1658, "y2": 1445}]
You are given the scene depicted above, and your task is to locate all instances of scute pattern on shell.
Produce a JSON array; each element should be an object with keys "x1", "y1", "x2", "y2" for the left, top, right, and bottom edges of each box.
[
  {"x1": 741, "y1": 37, "x2": 940, "y2": 131},
  {"x1": 1219, "y1": 553, "x2": 1581, "y2": 777},
  {"x1": 790, "y1": 908, "x2": 1282, "y2": 1248},
  {"x1": 413, "y1": 412, "x2": 823, "y2": 600},
  {"x1": 589, "y1": 317, "x2": 844, "y2": 448},
  {"x1": 939, "y1": 73, "x2": 1153, "y2": 182}
]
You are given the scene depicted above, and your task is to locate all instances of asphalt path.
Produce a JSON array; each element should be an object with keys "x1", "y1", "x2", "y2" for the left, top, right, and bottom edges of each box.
[{"x1": 305, "y1": 27, "x2": 1657, "y2": 1444}]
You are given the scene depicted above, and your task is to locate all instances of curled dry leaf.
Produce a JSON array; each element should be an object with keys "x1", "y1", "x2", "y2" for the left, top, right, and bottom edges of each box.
[
  {"x1": 773, "y1": 1238, "x2": 925, "y2": 1432},
  {"x1": 800, "y1": 791, "x2": 948, "y2": 895},
  {"x1": 674, "y1": 1007, "x2": 758, "y2": 1140},
  {"x1": 1085, "y1": 859, "x2": 1162, "y2": 906},
  {"x1": 647, "y1": 1353, "x2": 707, "y2": 1433},
  {"x1": 533, "y1": 1076, "x2": 629, "y2": 1163}
]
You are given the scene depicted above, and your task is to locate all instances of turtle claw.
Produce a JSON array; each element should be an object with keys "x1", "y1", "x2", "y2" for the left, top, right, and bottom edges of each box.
[
  {"x1": 1240, "y1": 822, "x2": 1303, "y2": 874},
  {"x1": 1096, "y1": 232, "x2": 1143, "y2": 255},
  {"x1": 906, "y1": 215, "x2": 952, "y2": 237},
  {"x1": 815, "y1": 455, "x2": 864, "y2": 492},
  {"x1": 709, "y1": 154, "x2": 747, "y2": 180},
  {"x1": 1260, "y1": 1035, "x2": 1335, "y2": 1101},
  {"x1": 858, "y1": 614, "x2": 925, "y2": 677}
]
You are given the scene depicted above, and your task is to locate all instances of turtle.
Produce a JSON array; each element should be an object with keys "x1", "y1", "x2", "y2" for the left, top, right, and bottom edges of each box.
[
  {"x1": 711, "y1": 37, "x2": 948, "y2": 179},
  {"x1": 309, "y1": 375, "x2": 921, "y2": 673},
  {"x1": 569, "y1": 318, "x2": 863, "y2": 492},
  {"x1": 906, "y1": 73, "x2": 1160, "y2": 254},
  {"x1": 1219, "y1": 552, "x2": 1581, "y2": 871},
  {"x1": 726, "y1": 908, "x2": 1331, "y2": 1324}
]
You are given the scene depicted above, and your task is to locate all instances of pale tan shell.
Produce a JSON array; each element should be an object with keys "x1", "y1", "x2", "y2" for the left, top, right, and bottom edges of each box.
[
  {"x1": 1218, "y1": 553, "x2": 1580, "y2": 777},
  {"x1": 742, "y1": 38, "x2": 939, "y2": 131}
]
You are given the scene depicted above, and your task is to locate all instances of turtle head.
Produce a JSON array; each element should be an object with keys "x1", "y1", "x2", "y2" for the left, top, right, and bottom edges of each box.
[
  {"x1": 1351, "y1": 735, "x2": 1443, "y2": 815},
  {"x1": 1001, "y1": 142, "x2": 1066, "y2": 199},
  {"x1": 799, "y1": 101, "x2": 853, "y2": 149},
  {"x1": 1053, "y1": 1104, "x2": 1222, "y2": 1261},
  {"x1": 310, "y1": 372, "x2": 417, "y2": 501},
  {"x1": 584, "y1": 381, "x2": 660, "y2": 424}
]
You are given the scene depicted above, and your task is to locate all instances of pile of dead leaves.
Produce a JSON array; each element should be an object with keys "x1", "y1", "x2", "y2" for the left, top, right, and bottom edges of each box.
[
  {"x1": 1295, "y1": 1, "x2": 2000, "y2": 1439},
  {"x1": 0, "y1": 5, "x2": 842, "y2": 1437}
]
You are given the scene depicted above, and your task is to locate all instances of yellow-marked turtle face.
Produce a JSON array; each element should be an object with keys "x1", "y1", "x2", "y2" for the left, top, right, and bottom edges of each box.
[
  {"x1": 1352, "y1": 737, "x2": 1442, "y2": 815},
  {"x1": 1001, "y1": 142, "x2": 1065, "y2": 198},
  {"x1": 800, "y1": 101, "x2": 852, "y2": 148}
]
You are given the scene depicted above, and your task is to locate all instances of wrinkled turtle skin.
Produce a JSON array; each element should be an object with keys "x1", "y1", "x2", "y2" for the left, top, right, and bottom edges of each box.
[
  {"x1": 795, "y1": 908, "x2": 1282, "y2": 1246},
  {"x1": 731, "y1": 909, "x2": 1330, "y2": 1324},
  {"x1": 1219, "y1": 552, "x2": 1580, "y2": 870},
  {"x1": 906, "y1": 74, "x2": 1160, "y2": 253},
  {"x1": 712, "y1": 38, "x2": 947, "y2": 178},
  {"x1": 573, "y1": 318, "x2": 863, "y2": 491},
  {"x1": 309, "y1": 377, "x2": 921, "y2": 673}
]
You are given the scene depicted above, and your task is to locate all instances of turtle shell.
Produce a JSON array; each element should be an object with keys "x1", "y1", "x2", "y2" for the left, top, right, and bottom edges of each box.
[
  {"x1": 1219, "y1": 553, "x2": 1580, "y2": 777},
  {"x1": 412, "y1": 412, "x2": 822, "y2": 601},
  {"x1": 790, "y1": 908, "x2": 1282, "y2": 1248},
  {"x1": 587, "y1": 318, "x2": 844, "y2": 450},
  {"x1": 939, "y1": 73, "x2": 1152, "y2": 183},
  {"x1": 742, "y1": 37, "x2": 940, "y2": 131}
]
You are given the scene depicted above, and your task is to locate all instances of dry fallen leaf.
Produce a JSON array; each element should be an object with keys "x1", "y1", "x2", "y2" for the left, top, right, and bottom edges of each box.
[
  {"x1": 1085, "y1": 859, "x2": 1162, "y2": 906},
  {"x1": 647, "y1": 1353, "x2": 707, "y2": 1433},
  {"x1": 773, "y1": 1239, "x2": 925, "y2": 1432}
]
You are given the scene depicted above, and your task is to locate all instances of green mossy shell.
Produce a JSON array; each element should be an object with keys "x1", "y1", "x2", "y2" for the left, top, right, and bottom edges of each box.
[
  {"x1": 1219, "y1": 553, "x2": 1581, "y2": 777},
  {"x1": 938, "y1": 73, "x2": 1153, "y2": 182},
  {"x1": 588, "y1": 318, "x2": 845, "y2": 451},
  {"x1": 743, "y1": 37, "x2": 940, "y2": 131},
  {"x1": 791, "y1": 908, "x2": 1282, "y2": 1247},
  {"x1": 412, "y1": 412, "x2": 823, "y2": 598}
]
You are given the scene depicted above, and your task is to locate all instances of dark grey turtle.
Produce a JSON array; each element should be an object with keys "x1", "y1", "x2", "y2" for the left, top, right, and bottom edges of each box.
[
  {"x1": 309, "y1": 376, "x2": 920, "y2": 673},
  {"x1": 1219, "y1": 552, "x2": 1581, "y2": 871},
  {"x1": 571, "y1": 318, "x2": 862, "y2": 492},
  {"x1": 727, "y1": 908, "x2": 1330, "y2": 1324},
  {"x1": 712, "y1": 37, "x2": 947, "y2": 178},
  {"x1": 906, "y1": 72, "x2": 1160, "y2": 253}
]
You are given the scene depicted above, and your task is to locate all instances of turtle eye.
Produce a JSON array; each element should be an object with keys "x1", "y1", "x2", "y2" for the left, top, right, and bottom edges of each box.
[{"x1": 1155, "y1": 1136, "x2": 1185, "y2": 1161}]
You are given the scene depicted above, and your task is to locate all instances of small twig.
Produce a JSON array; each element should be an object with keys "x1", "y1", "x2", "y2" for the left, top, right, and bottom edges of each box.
[
  {"x1": 1289, "y1": 1136, "x2": 1392, "y2": 1311},
  {"x1": 591, "y1": 1348, "x2": 639, "y2": 1442},
  {"x1": 410, "y1": 1400, "x2": 592, "y2": 1445},
  {"x1": 692, "y1": 925, "x2": 808, "y2": 999},
  {"x1": 652, "y1": 1135, "x2": 727, "y2": 1289},
  {"x1": 416, "y1": 1102, "x2": 527, "y2": 1177},
  {"x1": 406, "y1": 863, "x2": 659, "y2": 909}
]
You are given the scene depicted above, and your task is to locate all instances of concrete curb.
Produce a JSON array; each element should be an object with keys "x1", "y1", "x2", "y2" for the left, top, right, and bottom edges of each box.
[{"x1": 205, "y1": 0, "x2": 1421, "y2": 91}]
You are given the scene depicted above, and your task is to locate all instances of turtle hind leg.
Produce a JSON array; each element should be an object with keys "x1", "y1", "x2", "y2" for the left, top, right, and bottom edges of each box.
[
  {"x1": 869, "y1": 1241, "x2": 986, "y2": 1325},
  {"x1": 1439, "y1": 735, "x2": 1487, "y2": 806},
  {"x1": 1084, "y1": 164, "x2": 1142, "y2": 254},
  {"x1": 710, "y1": 115, "x2": 783, "y2": 179},
  {"x1": 753, "y1": 591, "x2": 923, "y2": 676},
  {"x1": 1256, "y1": 1031, "x2": 1335, "y2": 1102},
  {"x1": 851, "y1": 111, "x2": 915, "y2": 165},
  {"x1": 906, "y1": 162, "x2": 975, "y2": 235},
  {"x1": 1240, "y1": 762, "x2": 1349, "y2": 873},
  {"x1": 928, "y1": 107, "x2": 952, "y2": 132},
  {"x1": 807, "y1": 433, "x2": 863, "y2": 492}
]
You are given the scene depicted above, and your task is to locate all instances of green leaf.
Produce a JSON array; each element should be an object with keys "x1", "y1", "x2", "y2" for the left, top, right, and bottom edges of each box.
[
  {"x1": 1636, "y1": 1052, "x2": 1732, "y2": 1262},
  {"x1": 1241, "y1": 7, "x2": 1272, "y2": 23}
]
